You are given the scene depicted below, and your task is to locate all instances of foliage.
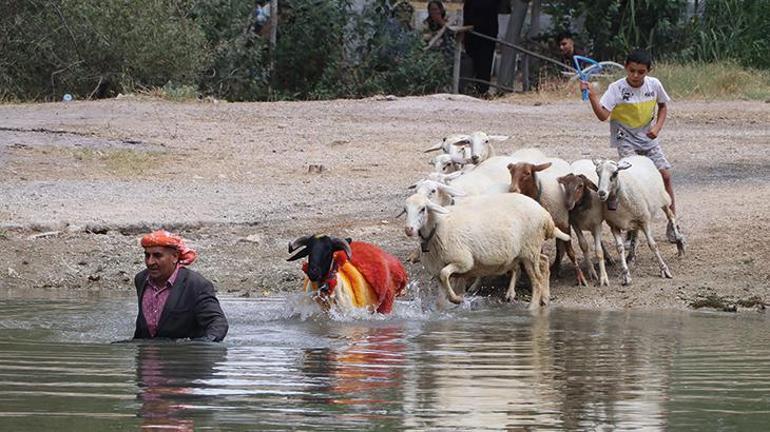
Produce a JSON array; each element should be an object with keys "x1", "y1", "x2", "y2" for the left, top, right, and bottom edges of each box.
[
  {"x1": 0, "y1": 0, "x2": 208, "y2": 101},
  {"x1": 191, "y1": 0, "x2": 270, "y2": 101},
  {"x1": 682, "y1": 0, "x2": 770, "y2": 69},
  {"x1": 542, "y1": 0, "x2": 688, "y2": 61}
]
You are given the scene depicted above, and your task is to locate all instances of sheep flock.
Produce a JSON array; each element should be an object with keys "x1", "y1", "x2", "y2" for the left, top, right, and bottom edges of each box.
[{"x1": 403, "y1": 132, "x2": 687, "y2": 309}]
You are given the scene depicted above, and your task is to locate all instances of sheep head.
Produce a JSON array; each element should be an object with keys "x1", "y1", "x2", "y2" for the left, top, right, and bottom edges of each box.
[
  {"x1": 593, "y1": 159, "x2": 631, "y2": 202},
  {"x1": 403, "y1": 193, "x2": 448, "y2": 238},
  {"x1": 507, "y1": 161, "x2": 551, "y2": 198},
  {"x1": 558, "y1": 173, "x2": 598, "y2": 210},
  {"x1": 287, "y1": 234, "x2": 352, "y2": 287}
]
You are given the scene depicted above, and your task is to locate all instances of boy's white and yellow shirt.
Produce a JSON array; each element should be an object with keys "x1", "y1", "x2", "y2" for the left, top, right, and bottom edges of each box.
[{"x1": 599, "y1": 76, "x2": 671, "y2": 151}]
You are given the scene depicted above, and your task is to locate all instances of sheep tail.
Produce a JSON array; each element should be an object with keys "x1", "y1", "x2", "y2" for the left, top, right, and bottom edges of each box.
[
  {"x1": 544, "y1": 217, "x2": 570, "y2": 241},
  {"x1": 554, "y1": 227, "x2": 571, "y2": 242}
]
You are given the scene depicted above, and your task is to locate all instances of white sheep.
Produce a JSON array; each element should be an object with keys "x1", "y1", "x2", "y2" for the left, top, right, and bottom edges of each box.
[
  {"x1": 424, "y1": 132, "x2": 509, "y2": 165},
  {"x1": 557, "y1": 159, "x2": 614, "y2": 286},
  {"x1": 402, "y1": 193, "x2": 570, "y2": 308},
  {"x1": 507, "y1": 157, "x2": 587, "y2": 286},
  {"x1": 594, "y1": 156, "x2": 686, "y2": 285},
  {"x1": 430, "y1": 153, "x2": 469, "y2": 174}
]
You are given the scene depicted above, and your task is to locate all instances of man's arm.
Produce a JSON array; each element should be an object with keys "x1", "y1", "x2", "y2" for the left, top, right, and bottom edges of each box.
[
  {"x1": 580, "y1": 81, "x2": 611, "y2": 121},
  {"x1": 647, "y1": 102, "x2": 667, "y2": 139},
  {"x1": 194, "y1": 279, "x2": 229, "y2": 342}
]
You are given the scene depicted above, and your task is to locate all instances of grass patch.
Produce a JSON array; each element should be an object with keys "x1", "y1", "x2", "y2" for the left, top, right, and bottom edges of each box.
[
  {"x1": 690, "y1": 294, "x2": 736, "y2": 312},
  {"x1": 0, "y1": 229, "x2": 8, "y2": 240},
  {"x1": 71, "y1": 148, "x2": 165, "y2": 176},
  {"x1": 514, "y1": 61, "x2": 770, "y2": 102},
  {"x1": 135, "y1": 81, "x2": 200, "y2": 102},
  {"x1": 654, "y1": 61, "x2": 770, "y2": 100}
]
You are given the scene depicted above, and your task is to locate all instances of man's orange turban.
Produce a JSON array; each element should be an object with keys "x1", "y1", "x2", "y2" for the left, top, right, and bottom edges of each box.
[{"x1": 140, "y1": 230, "x2": 198, "y2": 266}]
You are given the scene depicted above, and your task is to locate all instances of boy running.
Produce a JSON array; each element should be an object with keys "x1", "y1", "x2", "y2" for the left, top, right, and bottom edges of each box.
[{"x1": 580, "y1": 49, "x2": 680, "y2": 242}]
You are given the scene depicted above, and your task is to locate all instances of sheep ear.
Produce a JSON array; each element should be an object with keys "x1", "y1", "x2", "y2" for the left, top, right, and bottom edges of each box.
[
  {"x1": 407, "y1": 183, "x2": 417, "y2": 189},
  {"x1": 618, "y1": 161, "x2": 632, "y2": 171},
  {"x1": 592, "y1": 158, "x2": 602, "y2": 167},
  {"x1": 424, "y1": 141, "x2": 443, "y2": 153},
  {"x1": 487, "y1": 135, "x2": 509, "y2": 141},
  {"x1": 579, "y1": 174, "x2": 599, "y2": 191},
  {"x1": 426, "y1": 201, "x2": 450, "y2": 214},
  {"x1": 395, "y1": 208, "x2": 406, "y2": 218},
  {"x1": 437, "y1": 183, "x2": 466, "y2": 197},
  {"x1": 445, "y1": 171, "x2": 463, "y2": 181},
  {"x1": 534, "y1": 162, "x2": 552, "y2": 172},
  {"x1": 557, "y1": 175, "x2": 568, "y2": 184}
]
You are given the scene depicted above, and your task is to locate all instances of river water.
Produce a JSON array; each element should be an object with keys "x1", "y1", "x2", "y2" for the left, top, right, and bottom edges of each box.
[{"x1": 0, "y1": 290, "x2": 768, "y2": 431}]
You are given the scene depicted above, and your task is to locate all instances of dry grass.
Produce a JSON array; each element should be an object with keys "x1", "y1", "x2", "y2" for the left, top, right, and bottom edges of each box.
[
  {"x1": 499, "y1": 61, "x2": 770, "y2": 102},
  {"x1": 69, "y1": 148, "x2": 166, "y2": 176}
]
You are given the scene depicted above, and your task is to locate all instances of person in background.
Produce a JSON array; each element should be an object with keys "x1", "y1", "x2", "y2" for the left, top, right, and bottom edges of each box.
[
  {"x1": 462, "y1": 0, "x2": 501, "y2": 95},
  {"x1": 580, "y1": 49, "x2": 681, "y2": 242},
  {"x1": 133, "y1": 230, "x2": 228, "y2": 342},
  {"x1": 422, "y1": 1, "x2": 455, "y2": 65}
]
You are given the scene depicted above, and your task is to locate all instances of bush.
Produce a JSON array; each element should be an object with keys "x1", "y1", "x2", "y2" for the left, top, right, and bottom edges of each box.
[{"x1": 0, "y1": 0, "x2": 208, "y2": 101}]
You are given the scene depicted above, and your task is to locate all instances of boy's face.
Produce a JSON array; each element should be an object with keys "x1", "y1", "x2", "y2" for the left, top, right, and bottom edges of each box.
[{"x1": 625, "y1": 61, "x2": 649, "y2": 87}]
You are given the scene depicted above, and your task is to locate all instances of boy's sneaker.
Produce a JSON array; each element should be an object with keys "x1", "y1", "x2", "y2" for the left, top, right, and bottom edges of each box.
[{"x1": 666, "y1": 221, "x2": 681, "y2": 243}]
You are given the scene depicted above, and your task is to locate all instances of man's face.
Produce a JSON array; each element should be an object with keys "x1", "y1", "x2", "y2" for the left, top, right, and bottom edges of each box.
[
  {"x1": 559, "y1": 38, "x2": 574, "y2": 57},
  {"x1": 144, "y1": 246, "x2": 179, "y2": 282},
  {"x1": 624, "y1": 61, "x2": 649, "y2": 87}
]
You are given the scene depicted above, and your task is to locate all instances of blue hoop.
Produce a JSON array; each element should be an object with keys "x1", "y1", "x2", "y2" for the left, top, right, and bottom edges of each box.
[{"x1": 573, "y1": 55, "x2": 602, "y2": 101}]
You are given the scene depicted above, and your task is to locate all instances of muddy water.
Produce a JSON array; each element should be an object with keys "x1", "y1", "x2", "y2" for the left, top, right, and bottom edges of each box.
[{"x1": 0, "y1": 292, "x2": 768, "y2": 431}]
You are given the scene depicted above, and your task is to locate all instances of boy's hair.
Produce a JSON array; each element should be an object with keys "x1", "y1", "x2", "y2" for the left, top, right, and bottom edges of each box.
[
  {"x1": 556, "y1": 31, "x2": 573, "y2": 43},
  {"x1": 625, "y1": 49, "x2": 652, "y2": 68}
]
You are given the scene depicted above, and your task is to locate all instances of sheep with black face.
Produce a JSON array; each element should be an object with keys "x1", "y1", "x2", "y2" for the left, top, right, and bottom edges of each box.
[{"x1": 288, "y1": 235, "x2": 408, "y2": 314}]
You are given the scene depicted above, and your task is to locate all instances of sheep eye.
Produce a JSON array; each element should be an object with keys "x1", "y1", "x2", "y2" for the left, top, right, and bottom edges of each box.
[{"x1": 610, "y1": 172, "x2": 618, "y2": 179}]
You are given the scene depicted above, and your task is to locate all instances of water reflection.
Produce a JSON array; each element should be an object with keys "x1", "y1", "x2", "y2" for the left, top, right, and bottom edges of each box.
[
  {"x1": 136, "y1": 343, "x2": 227, "y2": 430},
  {"x1": 0, "y1": 294, "x2": 768, "y2": 431}
]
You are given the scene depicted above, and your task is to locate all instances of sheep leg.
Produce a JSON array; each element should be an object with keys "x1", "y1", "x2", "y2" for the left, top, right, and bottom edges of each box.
[
  {"x1": 523, "y1": 257, "x2": 545, "y2": 309},
  {"x1": 563, "y1": 238, "x2": 587, "y2": 287},
  {"x1": 601, "y1": 241, "x2": 616, "y2": 266},
  {"x1": 505, "y1": 259, "x2": 520, "y2": 302},
  {"x1": 551, "y1": 240, "x2": 565, "y2": 276},
  {"x1": 467, "y1": 277, "x2": 482, "y2": 295},
  {"x1": 593, "y1": 226, "x2": 610, "y2": 287},
  {"x1": 539, "y1": 253, "x2": 551, "y2": 306},
  {"x1": 439, "y1": 264, "x2": 467, "y2": 304},
  {"x1": 642, "y1": 223, "x2": 673, "y2": 279},
  {"x1": 611, "y1": 226, "x2": 632, "y2": 285},
  {"x1": 626, "y1": 230, "x2": 638, "y2": 263},
  {"x1": 662, "y1": 205, "x2": 686, "y2": 256},
  {"x1": 573, "y1": 226, "x2": 598, "y2": 282}
]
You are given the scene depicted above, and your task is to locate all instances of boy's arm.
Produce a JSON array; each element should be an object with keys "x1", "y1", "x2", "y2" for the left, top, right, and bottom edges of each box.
[
  {"x1": 647, "y1": 102, "x2": 667, "y2": 139},
  {"x1": 580, "y1": 81, "x2": 611, "y2": 121}
]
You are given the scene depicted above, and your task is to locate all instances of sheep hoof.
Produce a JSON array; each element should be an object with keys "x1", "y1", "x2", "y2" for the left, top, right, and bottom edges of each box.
[
  {"x1": 621, "y1": 274, "x2": 632, "y2": 285},
  {"x1": 448, "y1": 294, "x2": 463, "y2": 305},
  {"x1": 676, "y1": 239, "x2": 686, "y2": 257},
  {"x1": 661, "y1": 267, "x2": 673, "y2": 279},
  {"x1": 599, "y1": 276, "x2": 610, "y2": 287}
]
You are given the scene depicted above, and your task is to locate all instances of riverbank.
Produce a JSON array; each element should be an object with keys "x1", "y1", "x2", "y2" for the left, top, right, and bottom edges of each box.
[{"x1": 1, "y1": 95, "x2": 768, "y2": 311}]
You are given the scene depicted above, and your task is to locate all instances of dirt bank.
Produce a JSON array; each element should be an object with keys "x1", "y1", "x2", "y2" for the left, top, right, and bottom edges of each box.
[{"x1": 1, "y1": 94, "x2": 768, "y2": 311}]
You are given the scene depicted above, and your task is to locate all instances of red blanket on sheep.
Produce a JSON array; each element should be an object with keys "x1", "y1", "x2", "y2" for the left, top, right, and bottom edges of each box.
[{"x1": 334, "y1": 241, "x2": 408, "y2": 314}]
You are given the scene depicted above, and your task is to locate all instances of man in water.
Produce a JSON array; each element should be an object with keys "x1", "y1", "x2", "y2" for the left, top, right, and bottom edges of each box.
[{"x1": 133, "y1": 230, "x2": 228, "y2": 342}]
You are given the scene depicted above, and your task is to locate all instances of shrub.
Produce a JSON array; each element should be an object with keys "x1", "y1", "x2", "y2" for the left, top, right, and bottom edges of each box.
[{"x1": 0, "y1": 0, "x2": 208, "y2": 101}]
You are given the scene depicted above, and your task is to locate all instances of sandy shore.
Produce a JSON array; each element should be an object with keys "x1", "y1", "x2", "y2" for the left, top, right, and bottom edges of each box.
[{"x1": 1, "y1": 94, "x2": 768, "y2": 311}]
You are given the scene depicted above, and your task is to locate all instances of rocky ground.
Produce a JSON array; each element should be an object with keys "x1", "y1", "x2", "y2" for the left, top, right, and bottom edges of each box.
[{"x1": 1, "y1": 94, "x2": 768, "y2": 311}]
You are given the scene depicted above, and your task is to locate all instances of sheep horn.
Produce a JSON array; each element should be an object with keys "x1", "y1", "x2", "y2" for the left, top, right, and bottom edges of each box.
[
  {"x1": 329, "y1": 236, "x2": 352, "y2": 260},
  {"x1": 288, "y1": 234, "x2": 314, "y2": 253}
]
